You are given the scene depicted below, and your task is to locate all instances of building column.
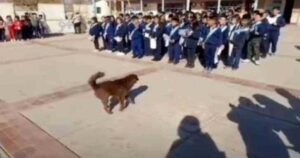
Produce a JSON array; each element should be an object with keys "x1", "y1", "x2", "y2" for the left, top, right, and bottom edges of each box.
[
  {"x1": 140, "y1": 0, "x2": 143, "y2": 12},
  {"x1": 217, "y1": 0, "x2": 221, "y2": 13},
  {"x1": 162, "y1": 0, "x2": 165, "y2": 12},
  {"x1": 186, "y1": 0, "x2": 190, "y2": 11},
  {"x1": 253, "y1": 0, "x2": 258, "y2": 10},
  {"x1": 121, "y1": 0, "x2": 125, "y2": 13}
]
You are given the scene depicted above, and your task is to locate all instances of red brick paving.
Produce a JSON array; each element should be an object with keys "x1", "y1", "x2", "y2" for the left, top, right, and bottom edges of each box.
[{"x1": 0, "y1": 66, "x2": 159, "y2": 158}]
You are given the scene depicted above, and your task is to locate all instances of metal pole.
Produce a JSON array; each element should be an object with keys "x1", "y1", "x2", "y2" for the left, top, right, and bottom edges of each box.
[
  {"x1": 186, "y1": 0, "x2": 190, "y2": 11},
  {"x1": 140, "y1": 0, "x2": 143, "y2": 12},
  {"x1": 161, "y1": 0, "x2": 165, "y2": 12},
  {"x1": 217, "y1": 0, "x2": 221, "y2": 13}
]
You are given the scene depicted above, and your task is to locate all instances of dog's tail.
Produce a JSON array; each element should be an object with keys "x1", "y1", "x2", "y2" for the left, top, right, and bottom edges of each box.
[{"x1": 88, "y1": 72, "x2": 105, "y2": 89}]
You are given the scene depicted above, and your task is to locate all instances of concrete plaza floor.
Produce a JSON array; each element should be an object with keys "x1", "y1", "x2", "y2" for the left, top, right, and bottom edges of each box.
[{"x1": 0, "y1": 25, "x2": 300, "y2": 158}]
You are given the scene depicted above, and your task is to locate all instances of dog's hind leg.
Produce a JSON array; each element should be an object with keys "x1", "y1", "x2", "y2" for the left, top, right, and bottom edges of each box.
[{"x1": 119, "y1": 95, "x2": 126, "y2": 111}]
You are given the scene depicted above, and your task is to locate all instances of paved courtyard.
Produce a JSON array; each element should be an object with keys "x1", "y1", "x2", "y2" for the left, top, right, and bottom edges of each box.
[{"x1": 0, "y1": 25, "x2": 300, "y2": 158}]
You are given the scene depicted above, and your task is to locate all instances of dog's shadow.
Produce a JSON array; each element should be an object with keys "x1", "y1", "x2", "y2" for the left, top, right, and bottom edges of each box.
[{"x1": 110, "y1": 85, "x2": 149, "y2": 108}]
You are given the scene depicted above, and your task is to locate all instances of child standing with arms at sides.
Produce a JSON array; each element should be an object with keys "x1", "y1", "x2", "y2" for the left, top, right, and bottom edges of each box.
[
  {"x1": 215, "y1": 15, "x2": 229, "y2": 66},
  {"x1": 226, "y1": 14, "x2": 241, "y2": 66},
  {"x1": 143, "y1": 15, "x2": 154, "y2": 56},
  {"x1": 114, "y1": 17, "x2": 127, "y2": 55},
  {"x1": 203, "y1": 15, "x2": 222, "y2": 72},
  {"x1": 89, "y1": 17, "x2": 102, "y2": 52},
  {"x1": 103, "y1": 16, "x2": 115, "y2": 51},
  {"x1": 267, "y1": 7, "x2": 286, "y2": 55},
  {"x1": 228, "y1": 16, "x2": 250, "y2": 70},
  {"x1": 185, "y1": 21, "x2": 201, "y2": 68},
  {"x1": 130, "y1": 16, "x2": 144, "y2": 59},
  {"x1": 245, "y1": 11, "x2": 267, "y2": 65},
  {"x1": 0, "y1": 17, "x2": 5, "y2": 42},
  {"x1": 168, "y1": 17, "x2": 182, "y2": 65},
  {"x1": 6, "y1": 16, "x2": 15, "y2": 41},
  {"x1": 13, "y1": 16, "x2": 22, "y2": 41},
  {"x1": 150, "y1": 15, "x2": 164, "y2": 61}
]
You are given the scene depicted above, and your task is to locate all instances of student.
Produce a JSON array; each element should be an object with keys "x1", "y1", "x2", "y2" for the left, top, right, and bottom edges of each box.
[
  {"x1": 72, "y1": 12, "x2": 82, "y2": 34},
  {"x1": 124, "y1": 14, "x2": 135, "y2": 52},
  {"x1": 168, "y1": 17, "x2": 182, "y2": 65},
  {"x1": 215, "y1": 15, "x2": 229, "y2": 66},
  {"x1": 0, "y1": 16, "x2": 5, "y2": 42},
  {"x1": 185, "y1": 21, "x2": 201, "y2": 68},
  {"x1": 114, "y1": 17, "x2": 127, "y2": 55},
  {"x1": 267, "y1": 7, "x2": 286, "y2": 55},
  {"x1": 163, "y1": 14, "x2": 173, "y2": 54},
  {"x1": 228, "y1": 16, "x2": 250, "y2": 70},
  {"x1": 130, "y1": 16, "x2": 144, "y2": 58},
  {"x1": 203, "y1": 15, "x2": 222, "y2": 72},
  {"x1": 178, "y1": 13, "x2": 189, "y2": 58},
  {"x1": 143, "y1": 15, "x2": 154, "y2": 56},
  {"x1": 244, "y1": 11, "x2": 267, "y2": 65},
  {"x1": 13, "y1": 16, "x2": 22, "y2": 41},
  {"x1": 150, "y1": 16, "x2": 164, "y2": 61},
  {"x1": 227, "y1": 14, "x2": 241, "y2": 66},
  {"x1": 89, "y1": 17, "x2": 102, "y2": 52},
  {"x1": 6, "y1": 16, "x2": 15, "y2": 41},
  {"x1": 198, "y1": 15, "x2": 209, "y2": 64},
  {"x1": 103, "y1": 16, "x2": 115, "y2": 51},
  {"x1": 261, "y1": 11, "x2": 271, "y2": 57}
]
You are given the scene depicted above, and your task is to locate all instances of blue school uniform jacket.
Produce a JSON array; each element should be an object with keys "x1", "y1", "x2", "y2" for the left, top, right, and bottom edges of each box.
[
  {"x1": 231, "y1": 27, "x2": 250, "y2": 48},
  {"x1": 114, "y1": 23, "x2": 126, "y2": 38},
  {"x1": 169, "y1": 26, "x2": 181, "y2": 45},
  {"x1": 250, "y1": 21, "x2": 268, "y2": 38},
  {"x1": 89, "y1": 23, "x2": 102, "y2": 38},
  {"x1": 144, "y1": 22, "x2": 154, "y2": 36},
  {"x1": 131, "y1": 27, "x2": 143, "y2": 42},
  {"x1": 204, "y1": 27, "x2": 222, "y2": 47},
  {"x1": 186, "y1": 28, "x2": 201, "y2": 49},
  {"x1": 103, "y1": 22, "x2": 115, "y2": 39},
  {"x1": 199, "y1": 23, "x2": 209, "y2": 42},
  {"x1": 164, "y1": 22, "x2": 172, "y2": 35},
  {"x1": 127, "y1": 22, "x2": 135, "y2": 35},
  {"x1": 220, "y1": 25, "x2": 229, "y2": 45},
  {"x1": 268, "y1": 15, "x2": 286, "y2": 33}
]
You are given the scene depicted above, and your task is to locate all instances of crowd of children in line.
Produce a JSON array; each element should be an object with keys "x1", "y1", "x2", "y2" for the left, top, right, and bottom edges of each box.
[
  {"x1": 0, "y1": 13, "x2": 48, "y2": 42},
  {"x1": 90, "y1": 7, "x2": 285, "y2": 72}
]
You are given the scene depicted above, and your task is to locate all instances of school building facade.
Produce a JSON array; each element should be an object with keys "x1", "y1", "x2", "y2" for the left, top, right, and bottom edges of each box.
[{"x1": 117, "y1": 0, "x2": 300, "y2": 24}]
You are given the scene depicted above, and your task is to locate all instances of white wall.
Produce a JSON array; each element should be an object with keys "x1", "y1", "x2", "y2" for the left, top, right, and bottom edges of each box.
[
  {"x1": 0, "y1": 3, "x2": 14, "y2": 17},
  {"x1": 95, "y1": 0, "x2": 111, "y2": 17},
  {"x1": 38, "y1": 3, "x2": 72, "y2": 33}
]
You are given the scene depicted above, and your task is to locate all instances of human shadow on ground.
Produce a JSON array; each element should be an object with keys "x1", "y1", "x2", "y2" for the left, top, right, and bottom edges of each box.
[
  {"x1": 109, "y1": 85, "x2": 148, "y2": 108},
  {"x1": 166, "y1": 115, "x2": 226, "y2": 158},
  {"x1": 227, "y1": 92, "x2": 300, "y2": 158},
  {"x1": 295, "y1": 45, "x2": 300, "y2": 50},
  {"x1": 296, "y1": 59, "x2": 300, "y2": 62}
]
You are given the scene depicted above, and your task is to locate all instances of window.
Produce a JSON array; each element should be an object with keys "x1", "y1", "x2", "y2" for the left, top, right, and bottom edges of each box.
[{"x1": 96, "y1": 7, "x2": 101, "y2": 14}]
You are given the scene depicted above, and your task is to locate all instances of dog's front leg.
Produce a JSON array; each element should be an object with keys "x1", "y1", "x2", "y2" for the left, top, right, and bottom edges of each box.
[{"x1": 101, "y1": 98, "x2": 113, "y2": 114}]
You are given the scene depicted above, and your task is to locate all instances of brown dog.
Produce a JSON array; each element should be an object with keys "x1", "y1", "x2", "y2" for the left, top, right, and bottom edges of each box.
[{"x1": 88, "y1": 72, "x2": 139, "y2": 114}]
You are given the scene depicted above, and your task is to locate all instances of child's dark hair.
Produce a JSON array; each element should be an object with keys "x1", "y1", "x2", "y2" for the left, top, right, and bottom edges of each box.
[
  {"x1": 273, "y1": 7, "x2": 280, "y2": 11},
  {"x1": 253, "y1": 10, "x2": 263, "y2": 17},
  {"x1": 91, "y1": 16, "x2": 98, "y2": 23},
  {"x1": 171, "y1": 17, "x2": 179, "y2": 23}
]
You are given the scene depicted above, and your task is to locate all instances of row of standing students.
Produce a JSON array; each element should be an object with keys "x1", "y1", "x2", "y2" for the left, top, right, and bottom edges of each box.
[{"x1": 89, "y1": 8, "x2": 285, "y2": 72}]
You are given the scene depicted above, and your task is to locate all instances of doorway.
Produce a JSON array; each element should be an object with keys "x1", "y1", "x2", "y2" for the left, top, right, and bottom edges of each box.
[{"x1": 283, "y1": 0, "x2": 294, "y2": 23}]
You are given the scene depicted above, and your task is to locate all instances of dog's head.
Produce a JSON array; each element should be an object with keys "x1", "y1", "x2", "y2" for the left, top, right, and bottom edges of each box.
[
  {"x1": 126, "y1": 74, "x2": 139, "y2": 85},
  {"x1": 128, "y1": 74, "x2": 139, "y2": 82}
]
